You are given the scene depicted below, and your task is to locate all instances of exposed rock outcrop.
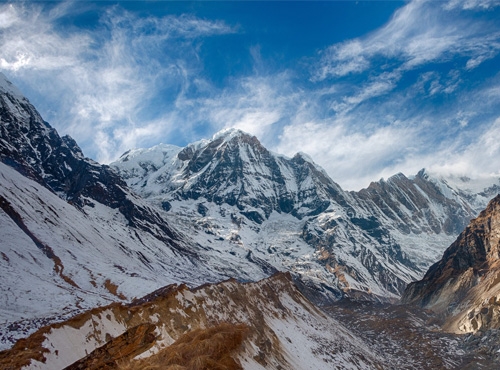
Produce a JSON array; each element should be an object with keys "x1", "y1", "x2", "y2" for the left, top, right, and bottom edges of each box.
[{"x1": 402, "y1": 195, "x2": 500, "y2": 333}]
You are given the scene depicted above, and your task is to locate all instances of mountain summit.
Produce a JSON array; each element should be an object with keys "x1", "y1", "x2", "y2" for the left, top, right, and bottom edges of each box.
[{"x1": 117, "y1": 127, "x2": 346, "y2": 223}]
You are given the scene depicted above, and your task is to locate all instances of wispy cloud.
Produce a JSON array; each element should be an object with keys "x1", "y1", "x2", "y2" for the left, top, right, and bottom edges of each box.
[
  {"x1": 0, "y1": 3, "x2": 91, "y2": 71},
  {"x1": 445, "y1": 0, "x2": 500, "y2": 11},
  {"x1": 330, "y1": 71, "x2": 400, "y2": 115},
  {"x1": 425, "y1": 114, "x2": 500, "y2": 178},
  {"x1": 313, "y1": 40, "x2": 370, "y2": 80},
  {"x1": 185, "y1": 73, "x2": 300, "y2": 142},
  {"x1": 0, "y1": 2, "x2": 235, "y2": 163},
  {"x1": 314, "y1": 0, "x2": 500, "y2": 81}
]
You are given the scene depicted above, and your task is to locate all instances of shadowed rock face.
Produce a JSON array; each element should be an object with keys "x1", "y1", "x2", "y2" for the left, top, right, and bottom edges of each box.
[
  {"x1": 0, "y1": 73, "x2": 189, "y2": 254},
  {"x1": 402, "y1": 195, "x2": 500, "y2": 333},
  {"x1": 353, "y1": 170, "x2": 478, "y2": 236}
]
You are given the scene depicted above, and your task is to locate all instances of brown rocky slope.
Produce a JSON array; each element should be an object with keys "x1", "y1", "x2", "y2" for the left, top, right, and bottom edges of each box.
[
  {"x1": 402, "y1": 194, "x2": 500, "y2": 333},
  {"x1": 0, "y1": 273, "x2": 386, "y2": 370}
]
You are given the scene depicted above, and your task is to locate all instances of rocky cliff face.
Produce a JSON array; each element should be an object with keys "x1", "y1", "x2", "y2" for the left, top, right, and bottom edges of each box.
[
  {"x1": 402, "y1": 195, "x2": 500, "y2": 333},
  {"x1": 112, "y1": 129, "x2": 498, "y2": 302},
  {"x1": 0, "y1": 73, "x2": 188, "y2": 252},
  {"x1": 355, "y1": 170, "x2": 476, "y2": 236}
]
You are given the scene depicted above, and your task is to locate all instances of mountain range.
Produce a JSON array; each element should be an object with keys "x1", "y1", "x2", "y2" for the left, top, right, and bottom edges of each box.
[
  {"x1": 1, "y1": 72, "x2": 500, "y2": 369},
  {"x1": 111, "y1": 126, "x2": 499, "y2": 303}
]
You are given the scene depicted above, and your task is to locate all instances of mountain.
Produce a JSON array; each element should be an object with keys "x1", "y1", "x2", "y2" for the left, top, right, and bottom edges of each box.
[
  {"x1": 0, "y1": 73, "x2": 259, "y2": 348},
  {"x1": 2, "y1": 73, "x2": 500, "y2": 369},
  {"x1": 402, "y1": 194, "x2": 500, "y2": 334},
  {"x1": 0, "y1": 73, "x2": 371, "y2": 350},
  {"x1": 116, "y1": 128, "x2": 349, "y2": 221},
  {"x1": 111, "y1": 128, "x2": 499, "y2": 302}
]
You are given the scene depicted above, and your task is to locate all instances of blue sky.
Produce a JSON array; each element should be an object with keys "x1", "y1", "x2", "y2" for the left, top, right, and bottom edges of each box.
[{"x1": 1, "y1": 0, "x2": 500, "y2": 190}]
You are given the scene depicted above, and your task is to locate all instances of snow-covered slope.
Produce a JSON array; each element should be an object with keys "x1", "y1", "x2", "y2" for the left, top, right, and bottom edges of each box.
[
  {"x1": 0, "y1": 161, "x2": 222, "y2": 316},
  {"x1": 112, "y1": 129, "x2": 500, "y2": 303},
  {"x1": 0, "y1": 273, "x2": 389, "y2": 370}
]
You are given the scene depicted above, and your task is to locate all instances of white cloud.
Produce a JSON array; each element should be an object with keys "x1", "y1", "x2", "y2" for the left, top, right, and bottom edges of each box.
[
  {"x1": 314, "y1": 40, "x2": 370, "y2": 80},
  {"x1": 175, "y1": 73, "x2": 300, "y2": 143},
  {"x1": 0, "y1": 3, "x2": 235, "y2": 163},
  {"x1": 445, "y1": 0, "x2": 500, "y2": 11},
  {"x1": 331, "y1": 71, "x2": 400, "y2": 114},
  {"x1": 274, "y1": 117, "x2": 421, "y2": 190},
  {"x1": 0, "y1": 4, "x2": 17, "y2": 29},
  {"x1": 426, "y1": 115, "x2": 500, "y2": 179},
  {"x1": 0, "y1": 4, "x2": 91, "y2": 71},
  {"x1": 413, "y1": 70, "x2": 462, "y2": 97},
  {"x1": 314, "y1": 0, "x2": 500, "y2": 81}
]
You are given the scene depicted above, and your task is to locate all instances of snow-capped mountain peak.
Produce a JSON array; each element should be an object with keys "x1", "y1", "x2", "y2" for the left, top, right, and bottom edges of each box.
[
  {"x1": 0, "y1": 72, "x2": 25, "y2": 100},
  {"x1": 211, "y1": 126, "x2": 249, "y2": 142},
  {"x1": 113, "y1": 128, "x2": 346, "y2": 223}
]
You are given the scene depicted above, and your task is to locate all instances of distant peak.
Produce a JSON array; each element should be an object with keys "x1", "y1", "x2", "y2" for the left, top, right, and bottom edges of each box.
[
  {"x1": 417, "y1": 168, "x2": 427, "y2": 176},
  {"x1": 0, "y1": 72, "x2": 25, "y2": 100},
  {"x1": 416, "y1": 168, "x2": 429, "y2": 180},
  {"x1": 293, "y1": 151, "x2": 315, "y2": 163},
  {"x1": 212, "y1": 128, "x2": 252, "y2": 142},
  {"x1": 387, "y1": 172, "x2": 409, "y2": 182}
]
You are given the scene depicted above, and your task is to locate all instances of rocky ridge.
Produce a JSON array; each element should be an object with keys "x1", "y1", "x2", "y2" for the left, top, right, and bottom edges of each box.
[
  {"x1": 403, "y1": 194, "x2": 500, "y2": 334},
  {"x1": 3, "y1": 272, "x2": 497, "y2": 370},
  {"x1": 0, "y1": 273, "x2": 387, "y2": 370}
]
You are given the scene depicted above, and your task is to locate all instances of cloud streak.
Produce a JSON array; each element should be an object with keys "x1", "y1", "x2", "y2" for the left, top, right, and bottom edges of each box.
[
  {"x1": 314, "y1": 0, "x2": 500, "y2": 81},
  {"x1": 0, "y1": 2, "x2": 235, "y2": 163}
]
